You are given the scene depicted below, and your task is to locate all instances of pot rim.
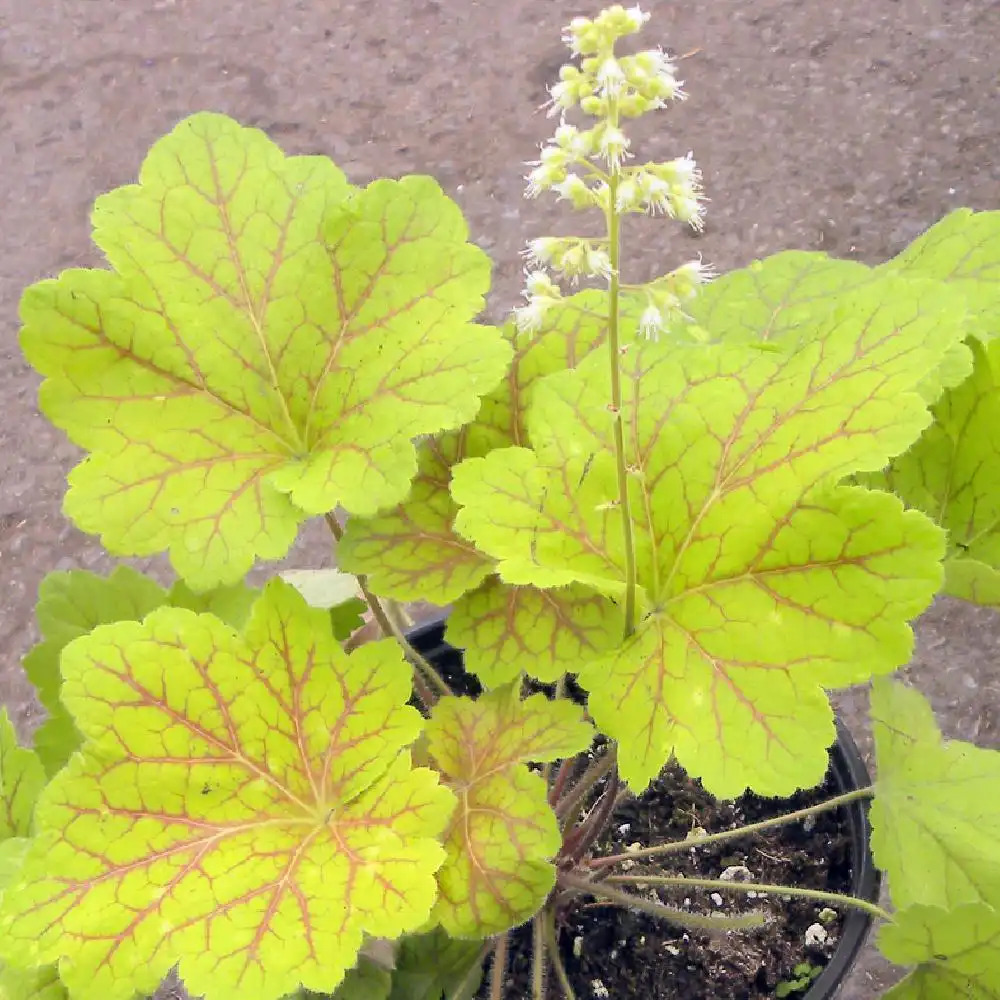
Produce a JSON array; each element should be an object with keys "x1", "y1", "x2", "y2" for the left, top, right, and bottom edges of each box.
[{"x1": 405, "y1": 616, "x2": 881, "y2": 1000}]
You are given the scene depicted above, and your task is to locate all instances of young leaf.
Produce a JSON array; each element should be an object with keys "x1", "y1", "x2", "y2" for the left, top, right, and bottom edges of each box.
[
  {"x1": 0, "y1": 711, "x2": 45, "y2": 839},
  {"x1": 0, "y1": 580, "x2": 454, "y2": 1000},
  {"x1": 871, "y1": 339, "x2": 1000, "y2": 611},
  {"x1": 167, "y1": 579, "x2": 259, "y2": 629},
  {"x1": 386, "y1": 930, "x2": 485, "y2": 1000},
  {"x1": 22, "y1": 112, "x2": 510, "y2": 589},
  {"x1": 881, "y1": 208, "x2": 1000, "y2": 343},
  {"x1": 426, "y1": 688, "x2": 592, "y2": 936},
  {"x1": 878, "y1": 902, "x2": 1000, "y2": 999},
  {"x1": 447, "y1": 578, "x2": 622, "y2": 687},
  {"x1": 870, "y1": 678, "x2": 1000, "y2": 910},
  {"x1": 0, "y1": 961, "x2": 67, "y2": 1000},
  {"x1": 453, "y1": 283, "x2": 957, "y2": 796}
]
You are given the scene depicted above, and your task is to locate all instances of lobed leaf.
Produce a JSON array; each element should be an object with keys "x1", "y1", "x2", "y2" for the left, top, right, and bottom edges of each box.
[
  {"x1": 426, "y1": 688, "x2": 592, "y2": 936},
  {"x1": 25, "y1": 568, "x2": 256, "y2": 775},
  {"x1": 0, "y1": 713, "x2": 46, "y2": 840},
  {"x1": 385, "y1": 930, "x2": 485, "y2": 1000},
  {"x1": 22, "y1": 112, "x2": 510, "y2": 589},
  {"x1": 0, "y1": 581, "x2": 454, "y2": 1000},
  {"x1": 453, "y1": 281, "x2": 958, "y2": 796},
  {"x1": 871, "y1": 339, "x2": 1000, "y2": 610},
  {"x1": 448, "y1": 578, "x2": 621, "y2": 687},
  {"x1": 870, "y1": 678, "x2": 1000, "y2": 910},
  {"x1": 878, "y1": 902, "x2": 1000, "y2": 999},
  {"x1": 686, "y1": 251, "x2": 971, "y2": 402},
  {"x1": 881, "y1": 208, "x2": 1000, "y2": 344}
]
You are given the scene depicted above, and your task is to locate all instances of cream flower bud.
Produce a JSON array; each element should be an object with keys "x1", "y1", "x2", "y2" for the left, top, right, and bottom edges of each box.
[
  {"x1": 525, "y1": 269, "x2": 560, "y2": 298},
  {"x1": 580, "y1": 95, "x2": 609, "y2": 117},
  {"x1": 671, "y1": 258, "x2": 715, "y2": 296},
  {"x1": 671, "y1": 190, "x2": 705, "y2": 230},
  {"x1": 586, "y1": 246, "x2": 614, "y2": 281},
  {"x1": 525, "y1": 161, "x2": 567, "y2": 198},
  {"x1": 523, "y1": 237, "x2": 560, "y2": 267}
]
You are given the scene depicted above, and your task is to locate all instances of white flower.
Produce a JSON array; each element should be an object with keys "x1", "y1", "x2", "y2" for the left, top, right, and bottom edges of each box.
[
  {"x1": 598, "y1": 126, "x2": 630, "y2": 170},
  {"x1": 514, "y1": 298, "x2": 553, "y2": 334},
  {"x1": 525, "y1": 269, "x2": 559, "y2": 298},
  {"x1": 615, "y1": 177, "x2": 639, "y2": 212},
  {"x1": 525, "y1": 161, "x2": 566, "y2": 198},
  {"x1": 639, "y1": 304, "x2": 663, "y2": 340},
  {"x1": 596, "y1": 57, "x2": 626, "y2": 98},
  {"x1": 552, "y1": 174, "x2": 594, "y2": 208},
  {"x1": 523, "y1": 237, "x2": 559, "y2": 267},
  {"x1": 623, "y1": 5, "x2": 650, "y2": 31},
  {"x1": 586, "y1": 247, "x2": 614, "y2": 280},
  {"x1": 671, "y1": 189, "x2": 705, "y2": 230},
  {"x1": 672, "y1": 258, "x2": 716, "y2": 292},
  {"x1": 638, "y1": 173, "x2": 672, "y2": 214}
]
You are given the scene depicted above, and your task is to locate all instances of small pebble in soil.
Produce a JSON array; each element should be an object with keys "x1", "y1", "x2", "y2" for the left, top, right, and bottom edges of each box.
[
  {"x1": 805, "y1": 922, "x2": 829, "y2": 947},
  {"x1": 710, "y1": 892, "x2": 724, "y2": 907},
  {"x1": 591, "y1": 979, "x2": 610, "y2": 998},
  {"x1": 573, "y1": 935, "x2": 584, "y2": 958},
  {"x1": 720, "y1": 864, "x2": 754, "y2": 881}
]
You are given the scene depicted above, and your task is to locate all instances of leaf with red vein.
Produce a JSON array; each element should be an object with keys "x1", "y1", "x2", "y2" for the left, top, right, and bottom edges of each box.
[
  {"x1": 0, "y1": 580, "x2": 454, "y2": 1000},
  {"x1": 339, "y1": 295, "x2": 631, "y2": 605},
  {"x1": 447, "y1": 579, "x2": 622, "y2": 687},
  {"x1": 0, "y1": 712, "x2": 45, "y2": 842},
  {"x1": 453, "y1": 281, "x2": 958, "y2": 795},
  {"x1": 426, "y1": 688, "x2": 592, "y2": 936},
  {"x1": 21, "y1": 112, "x2": 510, "y2": 589},
  {"x1": 871, "y1": 339, "x2": 1000, "y2": 611}
]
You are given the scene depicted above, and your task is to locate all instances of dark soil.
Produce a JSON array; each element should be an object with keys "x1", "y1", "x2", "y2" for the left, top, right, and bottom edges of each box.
[
  {"x1": 407, "y1": 625, "x2": 859, "y2": 1000},
  {"x1": 484, "y1": 757, "x2": 853, "y2": 1000}
]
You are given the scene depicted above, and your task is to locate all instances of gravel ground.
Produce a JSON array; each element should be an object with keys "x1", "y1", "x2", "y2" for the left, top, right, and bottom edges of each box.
[{"x1": 1, "y1": 1, "x2": 999, "y2": 997}]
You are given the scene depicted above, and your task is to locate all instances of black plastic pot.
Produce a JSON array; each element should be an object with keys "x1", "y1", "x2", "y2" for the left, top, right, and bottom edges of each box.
[{"x1": 407, "y1": 617, "x2": 880, "y2": 1000}]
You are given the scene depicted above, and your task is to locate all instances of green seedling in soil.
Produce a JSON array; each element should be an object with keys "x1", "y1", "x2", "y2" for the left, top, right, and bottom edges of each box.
[
  {"x1": 2, "y1": 5, "x2": 1000, "y2": 1000},
  {"x1": 775, "y1": 963, "x2": 822, "y2": 998}
]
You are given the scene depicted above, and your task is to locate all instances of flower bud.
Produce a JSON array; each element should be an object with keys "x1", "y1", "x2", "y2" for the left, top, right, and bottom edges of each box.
[
  {"x1": 552, "y1": 174, "x2": 595, "y2": 208},
  {"x1": 596, "y1": 57, "x2": 627, "y2": 98},
  {"x1": 639, "y1": 304, "x2": 664, "y2": 341},
  {"x1": 598, "y1": 125, "x2": 630, "y2": 169}
]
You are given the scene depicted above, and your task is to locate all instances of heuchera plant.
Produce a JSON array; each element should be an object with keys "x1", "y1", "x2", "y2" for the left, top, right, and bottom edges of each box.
[{"x1": 2, "y1": 6, "x2": 1000, "y2": 999}]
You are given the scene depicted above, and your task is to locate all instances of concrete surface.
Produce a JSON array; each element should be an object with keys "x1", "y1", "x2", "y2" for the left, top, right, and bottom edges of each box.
[{"x1": 1, "y1": 1, "x2": 999, "y2": 997}]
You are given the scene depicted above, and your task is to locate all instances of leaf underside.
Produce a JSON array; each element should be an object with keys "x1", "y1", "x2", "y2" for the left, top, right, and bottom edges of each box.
[
  {"x1": 452, "y1": 280, "x2": 961, "y2": 797},
  {"x1": 0, "y1": 581, "x2": 454, "y2": 1000},
  {"x1": 22, "y1": 112, "x2": 510, "y2": 588}
]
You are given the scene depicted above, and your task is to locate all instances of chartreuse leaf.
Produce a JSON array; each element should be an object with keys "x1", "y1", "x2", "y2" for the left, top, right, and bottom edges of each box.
[
  {"x1": 872, "y1": 339, "x2": 1000, "y2": 611},
  {"x1": 882, "y1": 208, "x2": 1000, "y2": 343},
  {"x1": 339, "y1": 294, "x2": 622, "y2": 685},
  {"x1": 447, "y1": 578, "x2": 622, "y2": 686},
  {"x1": 0, "y1": 580, "x2": 454, "y2": 1000},
  {"x1": 453, "y1": 282, "x2": 958, "y2": 797},
  {"x1": 0, "y1": 719, "x2": 64, "y2": 1000},
  {"x1": 278, "y1": 570, "x2": 366, "y2": 640},
  {"x1": 167, "y1": 580, "x2": 258, "y2": 629},
  {"x1": 24, "y1": 566, "x2": 169, "y2": 775},
  {"x1": 878, "y1": 903, "x2": 1000, "y2": 999},
  {"x1": 22, "y1": 112, "x2": 510, "y2": 589},
  {"x1": 870, "y1": 678, "x2": 1000, "y2": 909},
  {"x1": 686, "y1": 251, "x2": 972, "y2": 401},
  {"x1": 426, "y1": 688, "x2": 592, "y2": 936},
  {"x1": 386, "y1": 930, "x2": 485, "y2": 1000},
  {"x1": 0, "y1": 712, "x2": 45, "y2": 839}
]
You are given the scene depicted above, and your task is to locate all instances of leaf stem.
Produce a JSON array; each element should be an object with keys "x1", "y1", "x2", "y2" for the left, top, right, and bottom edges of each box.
[
  {"x1": 560, "y1": 872, "x2": 767, "y2": 932},
  {"x1": 588, "y1": 786, "x2": 874, "y2": 868},
  {"x1": 489, "y1": 934, "x2": 509, "y2": 1000},
  {"x1": 532, "y1": 912, "x2": 548, "y2": 1000},
  {"x1": 563, "y1": 771, "x2": 620, "y2": 865},
  {"x1": 556, "y1": 747, "x2": 615, "y2": 827},
  {"x1": 542, "y1": 907, "x2": 578, "y2": 1000},
  {"x1": 604, "y1": 874, "x2": 892, "y2": 922},
  {"x1": 604, "y1": 98, "x2": 638, "y2": 638},
  {"x1": 323, "y1": 512, "x2": 451, "y2": 705}
]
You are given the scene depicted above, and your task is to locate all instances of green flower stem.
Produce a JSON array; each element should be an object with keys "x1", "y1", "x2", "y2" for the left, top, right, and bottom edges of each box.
[
  {"x1": 543, "y1": 906, "x2": 578, "y2": 1000},
  {"x1": 605, "y1": 98, "x2": 638, "y2": 639},
  {"x1": 324, "y1": 513, "x2": 451, "y2": 705},
  {"x1": 532, "y1": 912, "x2": 547, "y2": 1000},
  {"x1": 556, "y1": 747, "x2": 616, "y2": 827},
  {"x1": 560, "y1": 872, "x2": 768, "y2": 932},
  {"x1": 489, "y1": 933, "x2": 509, "y2": 1000},
  {"x1": 604, "y1": 874, "x2": 892, "y2": 923},
  {"x1": 587, "y1": 786, "x2": 875, "y2": 868}
]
